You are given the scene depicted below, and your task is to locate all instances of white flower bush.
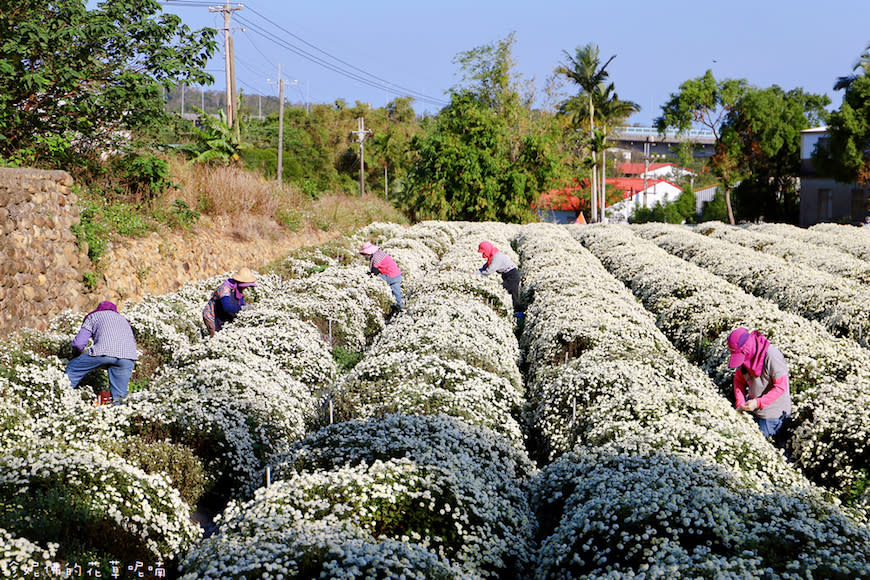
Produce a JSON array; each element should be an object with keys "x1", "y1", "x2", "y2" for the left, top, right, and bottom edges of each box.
[
  {"x1": 332, "y1": 347, "x2": 524, "y2": 446},
  {"x1": 176, "y1": 307, "x2": 338, "y2": 389},
  {"x1": 116, "y1": 356, "x2": 315, "y2": 497},
  {"x1": 180, "y1": 414, "x2": 535, "y2": 579},
  {"x1": 0, "y1": 438, "x2": 200, "y2": 563},
  {"x1": 180, "y1": 517, "x2": 463, "y2": 580},
  {"x1": 261, "y1": 268, "x2": 394, "y2": 352},
  {"x1": 751, "y1": 221, "x2": 870, "y2": 262},
  {"x1": 696, "y1": 221, "x2": 870, "y2": 285},
  {"x1": 572, "y1": 224, "x2": 870, "y2": 499},
  {"x1": 633, "y1": 222, "x2": 870, "y2": 347},
  {"x1": 515, "y1": 224, "x2": 807, "y2": 488},
  {"x1": 530, "y1": 448, "x2": 870, "y2": 579},
  {"x1": 5, "y1": 219, "x2": 870, "y2": 575},
  {"x1": 0, "y1": 527, "x2": 57, "y2": 578}
]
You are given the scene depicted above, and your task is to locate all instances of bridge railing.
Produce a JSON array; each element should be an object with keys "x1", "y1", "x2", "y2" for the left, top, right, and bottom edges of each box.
[{"x1": 612, "y1": 126, "x2": 716, "y2": 140}]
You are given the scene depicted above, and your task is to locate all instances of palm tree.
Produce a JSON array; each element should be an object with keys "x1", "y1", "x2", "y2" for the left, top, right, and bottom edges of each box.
[
  {"x1": 834, "y1": 42, "x2": 870, "y2": 91},
  {"x1": 557, "y1": 43, "x2": 616, "y2": 222},
  {"x1": 594, "y1": 83, "x2": 641, "y2": 219}
]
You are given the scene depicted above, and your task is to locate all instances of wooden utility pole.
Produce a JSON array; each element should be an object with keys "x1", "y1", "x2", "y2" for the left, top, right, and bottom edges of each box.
[
  {"x1": 352, "y1": 117, "x2": 373, "y2": 196},
  {"x1": 277, "y1": 65, "x2": 285, "y2": 188},
  {"x1": 209, "y1": 2, "x2": 242, "y2": 128},
  {"x1": 269, "y1": 65, "x2": 296, "y2": 188}
]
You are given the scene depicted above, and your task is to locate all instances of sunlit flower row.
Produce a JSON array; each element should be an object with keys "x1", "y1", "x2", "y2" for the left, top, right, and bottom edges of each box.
[
  {"x1": 181, "y1": 222, "x2": 536, "y2": 578},
  {"x1": 571, "y1": 224, "x2": 870, "y2": 501},
  {"x1": 695, "y1": 221, "x2": 870, "y2": 285},
  {"x1": 633, "y1": 222, "x2": 870, "y2": 347},
  {"x1": 750, "y1": 221, "x2": 870, "y2": 262},
  {"x1": 516, "y1": 223, "x2": 870, "y2": 577}
]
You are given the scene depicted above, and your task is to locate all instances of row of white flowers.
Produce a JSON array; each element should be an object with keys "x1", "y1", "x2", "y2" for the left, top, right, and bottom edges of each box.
[
  {"x1": 571, "y1": 224, "x2": 870, "y2": 503},
  {"x1": 332, "y1": 223, "x2": 525, "y2": 444},
  {"x1": 749, "y1": 221, "x2": 870, "y2": 263},
  {"x1": 5, "y1": 219, "x2": 870, "y2": 576},
  {"x1": 181, "y1": 414, "x2": 537, "y2": 579},
  {"x1": 0, "y1": 228, "x2": 411, "y2": 572},
  {"x1": 516, "y1": 223, "x2": 870, "y2": 577},
  {"x1": 180, "y1": 222, "x2": 537, "y2": 578},
  {"x1": 633, "y1": 222, "x2": 870, "y2": 347},
  {"x1": 694, "y1": 221, "x2": 870, "y2": 285}
]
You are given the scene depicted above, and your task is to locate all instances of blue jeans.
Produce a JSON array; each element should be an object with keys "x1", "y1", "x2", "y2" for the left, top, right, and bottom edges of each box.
[
  {"x1": 380, "y1": 273, "x2": 403, "y2": 308},
  {"x1": 66, "y1": 354, "x2": 134, "y2": 405},
  {"x1": 754, "y1": 411, "x2": 789, "y2": 438}
]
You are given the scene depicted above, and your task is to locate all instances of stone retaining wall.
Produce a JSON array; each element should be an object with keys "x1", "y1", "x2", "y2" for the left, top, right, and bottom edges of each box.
[
  {"x1": 0, "y1": 167, "x2": 334, "y2": 338},
  {"x1": 0, "y1": 168, "x2": 90, "y2": 335}
]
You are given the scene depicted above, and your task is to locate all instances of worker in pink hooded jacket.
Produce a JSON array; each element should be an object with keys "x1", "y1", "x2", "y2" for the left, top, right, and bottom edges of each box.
[
  {"x1": 477, "y1": 240, "x2": 522, "y2": 316},
  {"x1": 727, "y1": 327, "x2": 792, "y2": 441},
  {"x1": 360, "y1": 242, "x2": 404, "y2": 310}
]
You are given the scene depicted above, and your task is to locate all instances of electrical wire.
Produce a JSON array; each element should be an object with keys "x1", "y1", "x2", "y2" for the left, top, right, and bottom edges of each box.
[{"x1": 159, "y1": 0, "x2": 448, "y2": 108}]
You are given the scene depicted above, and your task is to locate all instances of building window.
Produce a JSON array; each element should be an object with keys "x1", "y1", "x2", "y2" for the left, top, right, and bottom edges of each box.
[
  {"x1": 818, "y1": 189, "x2": 832, "y2": 221},
  {"x1": 852, "y1": 188, "x2": 867, "y2": 222}
]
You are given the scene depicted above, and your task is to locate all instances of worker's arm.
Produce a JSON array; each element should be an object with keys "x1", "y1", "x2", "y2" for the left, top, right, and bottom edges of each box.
[
  {"x1": 71, "y1": 327, "x2": 92, "y2": 356},
  {"x1": 756, "y1": 374, "x2": 788, "y2": 409},
  {"x1": 219, "y1": 295, "x2": 242, "y2": 318},
  {"x1": 733, "y1": 369, "x2": 748, "y2": 409}
]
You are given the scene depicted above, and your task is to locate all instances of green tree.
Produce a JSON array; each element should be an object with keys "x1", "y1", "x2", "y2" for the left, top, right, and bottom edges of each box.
[
  {"x1": 655, "y1": 70, "x2": 748, "y2": 224},
  {"x1": 0, "y1": 0, "x2": 216, "y2": 167},
  {"x1": 182, "y1": 107, "x2": 249, "y2": 165},
  {"x1": 813, "y1": 73, "x2": 870, "y2": 185},
  {"x1": 723, "y1": 86, "x2": 829, "y2": 222},
  {"x1": 834, "y1": 42, "x2": 870, "y2": 91},
  {"x1": 403, "y1": 35, "x2": 563, "y2": 222}
]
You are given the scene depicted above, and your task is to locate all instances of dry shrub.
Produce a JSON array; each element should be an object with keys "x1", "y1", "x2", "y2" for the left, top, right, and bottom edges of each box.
[
  {"x1": 310, "y1": 192, "x2": 407, "y2": 232},
  {"x1": 166, "y1": 156, "x2": 407, "y2": 236},
  {"x1": 169, "y1": 158, "x2": 297, "y2": 217}
]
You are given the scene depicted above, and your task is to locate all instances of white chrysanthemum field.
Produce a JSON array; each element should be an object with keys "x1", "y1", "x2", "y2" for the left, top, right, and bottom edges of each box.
[{"x1": 1, "y1": 221, "x2": 869, "y2": 579}]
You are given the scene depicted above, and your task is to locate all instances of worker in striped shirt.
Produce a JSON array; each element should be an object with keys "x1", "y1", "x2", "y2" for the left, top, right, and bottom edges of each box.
[
  {"x1": 65, "y1": 301, "x2": 138, "y2": 405},
  {"x1": 360, "y1": 242, "x2": 404, "y2": 311}
]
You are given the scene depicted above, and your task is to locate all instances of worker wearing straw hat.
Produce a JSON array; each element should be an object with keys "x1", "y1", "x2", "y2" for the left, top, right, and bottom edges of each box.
[{"x1": 202, "y1": 267, "x2": 258, "y2": 337}]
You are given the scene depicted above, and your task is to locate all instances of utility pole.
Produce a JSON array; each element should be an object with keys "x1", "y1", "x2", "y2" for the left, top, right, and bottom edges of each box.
[
  {"x1": 268, "y1": 66, "x2": 297, "y2": 189},
  {"x1": 352, "y1": 117, "x2": 372, "y2": 196},
  {"x1": 277, "y1": 68, "x2": 284, "y2": 188},
  {"x1": 209, "y1": 2, "x2": 243, "y2": 129}
]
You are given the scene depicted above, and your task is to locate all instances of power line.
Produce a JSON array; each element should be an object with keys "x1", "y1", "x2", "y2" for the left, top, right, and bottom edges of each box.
[
  {"x1": 243, "y1": 6, "x2": 446, "y2": 106},
  {"x1": 160, "y1": 0, "x2": 448, "y2": 108},
  {"x1": 233, "y1": 10, "x2": 447, "y2": 106},
  {"x1": 235, "y1": 15, "x2": 446, "y2": 107}
]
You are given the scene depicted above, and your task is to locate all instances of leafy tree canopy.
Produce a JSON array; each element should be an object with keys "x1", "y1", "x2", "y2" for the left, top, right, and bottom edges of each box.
[
  {"x1": 403, "y1": 35, "x2": 565, "y2": 222},
  {"x1": 656, "y1": 70, "x2": 749, "y2": 223},
  {"x1": 723, "y1": 86, "x2": 829, "y2": 222},
  {"x1": 813, "y1": 74, "x2": 870, "y2": 185},
  {"x1": 0, "y1": 0, "x2": 216, "y2": 167}
]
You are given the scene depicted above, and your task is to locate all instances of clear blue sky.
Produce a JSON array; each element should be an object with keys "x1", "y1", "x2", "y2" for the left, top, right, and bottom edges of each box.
[{"x1": 155, "y1": 0, "x2": 870, "y2": 125}]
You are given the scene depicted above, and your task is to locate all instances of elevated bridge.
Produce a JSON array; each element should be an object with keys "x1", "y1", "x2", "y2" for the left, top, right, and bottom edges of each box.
[{"x1": 610, "y1": 126, "x2": 716, "y2": 158}]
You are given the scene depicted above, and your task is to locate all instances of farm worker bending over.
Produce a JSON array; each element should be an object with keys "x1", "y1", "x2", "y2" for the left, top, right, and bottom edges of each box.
[
  {"x1": 727, "y1": 327, "x2": 792, "y2": 442},
  {"x1": 202, "y1": 267, "x2": 257, "y2": 337},
  {"x1": 360, "y1": 242, "x2": 404, "y2": 310},
  {"x1": 477, "y1": 240, "x2": 522, "y2": 316},
  {"x1": 66, "y1": 301, "x2": 138, "y2": 405}
]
